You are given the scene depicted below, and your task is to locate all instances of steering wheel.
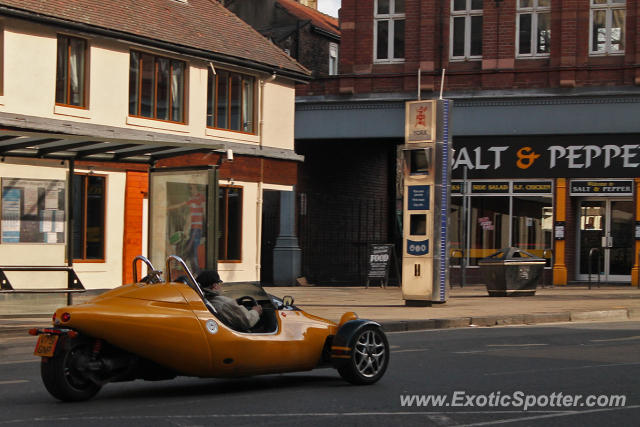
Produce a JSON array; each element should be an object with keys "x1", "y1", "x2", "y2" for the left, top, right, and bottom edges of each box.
[{"x1": 236, "y1": 296, "x2": 259, "y2": 309}]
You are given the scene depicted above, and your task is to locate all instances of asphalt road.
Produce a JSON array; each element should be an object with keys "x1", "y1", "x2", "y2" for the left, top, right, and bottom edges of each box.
[{"x1": 1, "y1": 322, "x2": 639, "y2": 426}]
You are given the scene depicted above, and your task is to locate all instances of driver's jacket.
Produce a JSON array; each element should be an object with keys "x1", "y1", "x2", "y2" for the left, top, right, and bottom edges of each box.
[{"x1": 204, "y1": 290, "x2": 259, "y2": 331}]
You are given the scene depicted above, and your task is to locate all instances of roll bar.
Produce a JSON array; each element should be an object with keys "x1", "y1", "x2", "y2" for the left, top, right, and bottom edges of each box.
[
  {"x1": 132, "y1": 255, "x2": 163, "y2": 283},
  {"x1": 165, "y1": 255, "x2": 207, "y2": 301}
]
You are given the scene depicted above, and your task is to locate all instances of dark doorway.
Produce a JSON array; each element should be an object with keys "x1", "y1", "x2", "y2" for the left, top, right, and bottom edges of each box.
[{"x1": 260, "y1": 190, "x2": 280, "y2": 284}]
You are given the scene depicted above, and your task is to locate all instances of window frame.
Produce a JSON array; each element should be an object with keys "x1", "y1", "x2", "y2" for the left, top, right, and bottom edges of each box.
[
  {"x1": 589, "y1": 0, "x2": 626, "y2": 56},
  {"x1": 449, "y1": 0, "x2": 484, "y2": 61},
  {"x1": 516, "y1": 0, "x2": 551, "y2": 58},
  {"x1": 373, "y1": 0, "x2": 406, "y2": 64},
  {"x1": 207, "y1": 68, "x2": 256, "y2": 134},
  {"x1": 128, "y1": 50, "x2": 187, "y2": 124},
  {"x1": 72, "y1": 173, "x2": 107, "y2": 263},
  {"x1": 55, "y1": 34, "x2": 88, "y2": 109},
  {"x1": 218, "y1": 185, "x2": 243, "y2": 263}
]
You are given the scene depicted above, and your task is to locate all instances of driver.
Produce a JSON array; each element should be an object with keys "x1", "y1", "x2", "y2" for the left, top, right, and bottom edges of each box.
[{"x1": 196, "y1": 270, "x2": 262, "y2": 331}]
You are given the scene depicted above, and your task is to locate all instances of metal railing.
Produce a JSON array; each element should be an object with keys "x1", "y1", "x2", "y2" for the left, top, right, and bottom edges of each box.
[
  {"x1": 0, "y1": 265, "x2": 85, "y2": 305},
  {"x1": 588, "y1": 247, "x2": 602, "y2": 289}
]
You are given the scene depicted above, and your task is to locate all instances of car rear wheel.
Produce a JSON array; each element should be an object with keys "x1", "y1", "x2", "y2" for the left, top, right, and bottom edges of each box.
[
  {"x1": 41, "y1": 338, "x2": 102, "y2": 402},
  {"x1": 338, "y1": 326, "x2": 389, "y2": 385}
]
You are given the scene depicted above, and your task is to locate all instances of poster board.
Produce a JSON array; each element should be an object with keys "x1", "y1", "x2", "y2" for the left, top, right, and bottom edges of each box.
[{"x1": 1, "y1": 178, "x2": 66, "y2": 244}]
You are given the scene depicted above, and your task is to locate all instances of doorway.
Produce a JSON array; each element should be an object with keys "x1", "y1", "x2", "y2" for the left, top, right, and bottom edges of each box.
[{"x1": 577, "y1": 199, "x2": 634, "y2": 282}]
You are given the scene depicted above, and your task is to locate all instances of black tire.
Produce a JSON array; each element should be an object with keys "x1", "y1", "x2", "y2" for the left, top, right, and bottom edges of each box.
[
  {"x1": 337, "y1": 326, "x2": 389, "y2": 385},
  {"x1": 41, "y1": 338, "x2": 102, "y2": 402}
]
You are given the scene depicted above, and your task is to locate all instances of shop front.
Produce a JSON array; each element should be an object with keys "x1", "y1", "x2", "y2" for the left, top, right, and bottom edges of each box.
[{"x1": 451, "y1": 135, "x2": 640, "y2": 286}]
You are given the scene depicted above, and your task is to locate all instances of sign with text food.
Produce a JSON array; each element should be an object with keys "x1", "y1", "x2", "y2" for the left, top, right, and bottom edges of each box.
[
  {"x1": 408, "y1": 185, "x2": 430, "y2": 210},
  {"x1": 405, "y1": 100, "x2": 436, "y2": 143},
  {"x1": 452, "y1": 135, "x2": 640, "y2": 178},
  {"x1": 367, "y1": 244, "x2": 394, "y2": 280},
  {"x1": 569, "y1": 180, "x2": 633, "y2": 196}
]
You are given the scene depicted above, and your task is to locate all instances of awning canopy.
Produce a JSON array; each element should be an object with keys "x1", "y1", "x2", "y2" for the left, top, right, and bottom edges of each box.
[{"x1": 0, "y1": 129, "x2": 223, "y2": 164}]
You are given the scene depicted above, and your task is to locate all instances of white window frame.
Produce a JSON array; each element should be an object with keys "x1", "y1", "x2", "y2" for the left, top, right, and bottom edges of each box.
[
  {"x1": 589, "y1": 0, "x2": 626, "y2": 56},
  {"x1": 450, "y1": 0, "x2": 483, "y2": 61},
  {"x1": 373, "y1": 0, "x2": 405, "y2": 63},
  {"x1": 516, "y1": 0, "x2": 551, "y2": 58},
  {"x1": 329, "y1": 42, "x2": 338, "y2": 75}
]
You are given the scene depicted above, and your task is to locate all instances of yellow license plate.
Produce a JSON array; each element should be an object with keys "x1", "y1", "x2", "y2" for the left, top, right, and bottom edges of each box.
[{"x1": 34, "y1": 334, "x2": 59, "y2": 358}]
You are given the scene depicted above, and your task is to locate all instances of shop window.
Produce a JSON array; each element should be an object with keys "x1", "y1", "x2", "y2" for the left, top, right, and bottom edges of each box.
[
  {"x1": 218, "y1": 186, "x2": 242, "y2": 262},
  {"x1": 590, "y1": 0, "x2": 625, "y2": 55},
  {"x1": 374, "y1": 0, "x2": 405, "y2": 62},
  {"x1": 56, "y1": 35, "x2": 87, "y2": 108},
  {"x1": 207, "y1": 69, "x2": 255, "y2": 133},
  {"x1": 72, "y1": 174, "x2": 106, "y2": 261},
  {"x1": 512, "y1": 196, "x2": 553, "y2": 264},
  {"x1": 450, "y1": 0, "x2": 483, "y2": 60},
  {"x1": 129, "y1": 51, "x2": 185, "y2": 122},
  {"x1": 469, "y1": 196, "x2": 509, "y2": 265},
  {"x1": 517, "y1": 0, "x2": 551, "y2": 57}
]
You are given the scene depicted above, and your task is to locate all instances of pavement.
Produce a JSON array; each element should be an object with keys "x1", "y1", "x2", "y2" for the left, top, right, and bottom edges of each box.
[{"x1": 1, "y1": 284, "x2": 639, "y2": 337}]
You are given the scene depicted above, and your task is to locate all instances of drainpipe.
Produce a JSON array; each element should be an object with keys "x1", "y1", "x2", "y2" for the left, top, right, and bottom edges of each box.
[{"x1": 256, "y1": 72, "x2": 277, "y2": 280}]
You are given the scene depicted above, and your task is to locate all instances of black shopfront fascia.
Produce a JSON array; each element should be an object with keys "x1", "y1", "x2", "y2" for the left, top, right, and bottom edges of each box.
[{"x1": 451, "y1": 135, "x2": 640, "y2": 179}]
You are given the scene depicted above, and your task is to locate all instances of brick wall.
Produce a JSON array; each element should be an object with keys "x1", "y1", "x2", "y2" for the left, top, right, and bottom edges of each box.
[{"x1": 301, "y1": 0, "x2": 640, "y2": 96}]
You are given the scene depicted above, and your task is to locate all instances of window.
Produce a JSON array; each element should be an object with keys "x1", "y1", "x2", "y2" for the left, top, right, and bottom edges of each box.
[
  {"x1": 590, "y1": 0, "x2": 625, "y2": 55},
  {"x1": 56, "y1": 35, "x2": 87, "y2": 107},
  {"x1": 129, "y1": 51, "x2": 185, "y2": 122},
  {"x1": 517, "y1": 0, "x2": 551, "y2": 57},
  {"x1": 207, "y1": 69, "x2": 255, "y2": 133},
  {"x1": 329, "y1": 42, "x2": 339, "y2": 75},
  {"x1": 450, "y1": 0, "x2": 483, "y2": 60},
  {"x1": 218, "y1": 186, "x2": 242, "y2": 261},
  {"x1": 374, "y1": 0, "x2": 405, "y2": 62},
  {"x1": 72, "y1": 174, "x2": 106, "y2": 261}
]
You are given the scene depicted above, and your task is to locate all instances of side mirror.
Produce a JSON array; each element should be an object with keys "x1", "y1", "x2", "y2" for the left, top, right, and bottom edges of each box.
[{"x1": 282, "y1": 295, "x2": 295, "y2": 307}]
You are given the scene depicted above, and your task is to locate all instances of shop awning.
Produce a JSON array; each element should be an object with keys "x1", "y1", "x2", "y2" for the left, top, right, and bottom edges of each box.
[{"x1": 0, "y1": 129, "x2": 223, "y2": 164}]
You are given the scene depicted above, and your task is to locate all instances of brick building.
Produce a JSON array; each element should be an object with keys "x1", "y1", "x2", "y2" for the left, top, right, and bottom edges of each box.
[{"x1": 296, "y1": 0, "x2": 640, "y2": 286}]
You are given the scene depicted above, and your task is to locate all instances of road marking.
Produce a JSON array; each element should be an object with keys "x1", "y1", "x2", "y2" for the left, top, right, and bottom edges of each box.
[
  {"x1": 590, "y1": 335, "x2": 640, "y2": 343},
  {"x1": 394, "y1": 348, "x2": 430, "y2": 354},
  {"x1": 486, "y1": 344, "x2": 548, "y2": 347},
  {"x1": 0, "y1": 410, "x2": 582, "y2": 425},
  {"x1": 0, "y1": 380, "x2": 28, "y2": 385},
  {"x1": 485, "y1": 361, "x2": 640, "y2": 376},
  {"x1": 455, "y1": 404, "x2": 640, "y2": 427},
  {"x1": 0, "y1": 359, "x2": 38, "y2": 366}
]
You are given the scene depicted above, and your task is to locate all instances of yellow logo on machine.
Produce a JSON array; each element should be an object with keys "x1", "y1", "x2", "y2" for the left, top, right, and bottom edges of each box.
[{"x1": 516, "y1": 147, "x2": 541, "y2": 169}]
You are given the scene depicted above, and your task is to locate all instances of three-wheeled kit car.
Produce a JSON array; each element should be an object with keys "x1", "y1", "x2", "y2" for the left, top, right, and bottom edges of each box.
[{"x1": 31, "y1": 256, "x2": 389, "y2": 401}]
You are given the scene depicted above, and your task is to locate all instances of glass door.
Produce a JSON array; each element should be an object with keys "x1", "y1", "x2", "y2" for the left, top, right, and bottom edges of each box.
[{"x1": 578, "y1": 199, "x2": 634, "y2": 282}]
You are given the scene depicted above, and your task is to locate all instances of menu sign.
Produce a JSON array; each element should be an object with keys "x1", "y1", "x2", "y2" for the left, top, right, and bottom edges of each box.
[
  {"x1": 470, "y1": 181, "x2": 510, "y2": 194},
  {"x1": 513, "y1": 181, "x2": 553, "y2": 194},
  {"x1": 570, "y1": 180, "x2": 633, "y2": 196}
]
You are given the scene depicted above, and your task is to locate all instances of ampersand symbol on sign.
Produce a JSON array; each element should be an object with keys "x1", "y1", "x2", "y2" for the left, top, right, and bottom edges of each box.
[{"x1": 516, "y1": 147, "x2": 541, "y2": 169}]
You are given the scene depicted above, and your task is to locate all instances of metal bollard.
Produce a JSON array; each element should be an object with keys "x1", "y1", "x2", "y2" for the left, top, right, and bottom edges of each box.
[{"x1": 588, "y1": 247, "x2": 601, "y2": 290}]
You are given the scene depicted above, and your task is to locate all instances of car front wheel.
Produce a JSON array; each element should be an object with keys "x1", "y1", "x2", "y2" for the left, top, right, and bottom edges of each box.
[{"x1": 337, "y1": 326, "x2": 389, "y2": 385}]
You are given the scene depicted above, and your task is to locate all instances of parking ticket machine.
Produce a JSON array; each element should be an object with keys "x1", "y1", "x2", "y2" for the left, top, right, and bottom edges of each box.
[{"x1": 402, "y1": 99, "x2": 452, "y2": 305}]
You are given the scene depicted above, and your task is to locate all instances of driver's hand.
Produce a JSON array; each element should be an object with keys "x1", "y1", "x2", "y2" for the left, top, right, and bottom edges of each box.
[{"x1": 252, "y1": 304, "x2": 263, "y2": 315}]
